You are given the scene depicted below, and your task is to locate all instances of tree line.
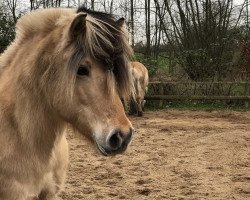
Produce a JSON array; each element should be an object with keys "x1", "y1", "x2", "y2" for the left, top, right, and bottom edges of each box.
[{"x1": 0, "y1": 0, "x2": 250, "y2": 81}]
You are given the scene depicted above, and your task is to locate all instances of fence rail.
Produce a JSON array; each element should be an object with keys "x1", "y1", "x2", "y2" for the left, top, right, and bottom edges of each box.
[
  {"x1": 145, "y1": 95, "x2": 250, "y2": 100},
  {"x1": 145, "y1": 82, "x2": 250, "y2": 107}
]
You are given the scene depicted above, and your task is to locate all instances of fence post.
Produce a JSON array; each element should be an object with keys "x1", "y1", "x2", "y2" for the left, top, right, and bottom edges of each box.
[
  {"x1": 159, "y1": 83, "x2": 164, "y2": 108},
  {"x1": 245, "y1": 82, "x2": 250, "y2": 108}
]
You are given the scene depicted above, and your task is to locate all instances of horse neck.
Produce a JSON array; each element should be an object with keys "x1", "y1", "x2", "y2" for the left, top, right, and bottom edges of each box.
[
  {"x1": 0, "y1": 43, "x2": 65, "y2": 162},
  {"x1": 14, "y1": 90, "x2": 65, "y2": 160}
]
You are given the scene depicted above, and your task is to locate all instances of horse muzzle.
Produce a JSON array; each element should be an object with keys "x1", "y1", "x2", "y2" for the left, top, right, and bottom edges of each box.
[{"x1": 96, "y1": 128, "x2": 134, "y2": 156}]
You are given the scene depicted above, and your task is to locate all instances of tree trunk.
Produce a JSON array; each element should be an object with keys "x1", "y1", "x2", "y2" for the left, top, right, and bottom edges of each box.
[
  {"x1": 145, "y1": 0, "x2": 151, "y2": 57},
  {"x1": 130, "y1": 0, "x2": 135, "y2": 48}
]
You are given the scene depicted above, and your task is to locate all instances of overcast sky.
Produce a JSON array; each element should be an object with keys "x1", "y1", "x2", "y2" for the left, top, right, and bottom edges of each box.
[
  {"x1": 3, "y1": 0, "x2": 248, "y2": 45},
  {"x1": 15, "y1": 0, "x2": 248, "y2": 13}
]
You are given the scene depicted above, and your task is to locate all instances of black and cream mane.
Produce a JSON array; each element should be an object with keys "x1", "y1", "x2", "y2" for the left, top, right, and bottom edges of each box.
[{"x1": 73, "y1": 6, "x2": 133, "y2": 97}]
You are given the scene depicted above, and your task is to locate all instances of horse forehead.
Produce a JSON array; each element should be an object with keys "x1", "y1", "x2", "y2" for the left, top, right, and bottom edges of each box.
[{"x1": 82, "y1": 58, "x2": 105, "y2": 72}]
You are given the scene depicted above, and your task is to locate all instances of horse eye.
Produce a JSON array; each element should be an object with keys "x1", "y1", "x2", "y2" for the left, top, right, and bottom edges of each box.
[{"x1": 77, "y1": 66, "x2": 89, "y2": 76}]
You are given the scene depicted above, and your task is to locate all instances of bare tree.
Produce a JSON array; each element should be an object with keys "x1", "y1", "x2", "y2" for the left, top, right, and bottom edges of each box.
[
  {"x1": 153, "y1": 0, "x2": 241, "y2": 81},
  {"x1": 6, "y1": 0, "x2": 18, "y2": 22},
  {"x1": 130, "y1": 0, "x2": 135, "y2": 48},
  {"x1": 90, "y1": 0, "x2": 95, "y2": 10},
  {"x1": 145, "y1": 0, "x2": 150, "y2": 57},
  {"x1": 30, "y1": 0, "x2": 64, "y2": 10},
  {"x1": 101, "y1": 0, "x2": 114, "y2": 14}
]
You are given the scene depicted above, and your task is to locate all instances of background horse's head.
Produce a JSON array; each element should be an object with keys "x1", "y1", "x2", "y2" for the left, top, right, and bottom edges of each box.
[{"x1": 15, "y1": 7, "x2": 134, "y2": 155}]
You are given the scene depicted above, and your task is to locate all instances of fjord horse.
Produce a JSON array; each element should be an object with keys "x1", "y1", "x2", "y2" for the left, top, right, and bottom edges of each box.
[
  {"x1": 0, "y1": 7, "x2": 134, "y2": 199},
  {"x1": 129, "y1": 61, "x2": 149, "y2": 116}
]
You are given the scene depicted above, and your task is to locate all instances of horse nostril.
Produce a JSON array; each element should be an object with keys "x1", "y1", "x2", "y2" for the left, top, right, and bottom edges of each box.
[
  {"x1": 109, "y1": 131, "x2": 122, "y2": 150},
  {"x1": 124, "y1": 127, "x2": 133, "y2": 144},
  {"x1": 107, "y1": 128, "x2": 134, "y2": 154}
]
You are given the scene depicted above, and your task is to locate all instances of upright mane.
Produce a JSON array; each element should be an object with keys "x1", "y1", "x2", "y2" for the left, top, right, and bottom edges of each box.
[
  {"x1": 0, "y1": 8, "x2": 73, "y2": 77},
  {"x1": 0, "y1": 7, "x2": 133, "y2": 98}
]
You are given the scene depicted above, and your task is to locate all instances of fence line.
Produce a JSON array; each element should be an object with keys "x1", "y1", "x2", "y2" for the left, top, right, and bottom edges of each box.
[
  {"x1": 145, "y1": 95, "x2": 250, "y2": 100},
  {"x1": 145, "y1": 82, "x2": 250, "y2": 107}
]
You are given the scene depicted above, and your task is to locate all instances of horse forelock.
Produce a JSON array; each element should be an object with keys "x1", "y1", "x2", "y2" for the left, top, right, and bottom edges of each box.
[{"x1": 70, "y1": 7, "x2": 134, "y2": 98}]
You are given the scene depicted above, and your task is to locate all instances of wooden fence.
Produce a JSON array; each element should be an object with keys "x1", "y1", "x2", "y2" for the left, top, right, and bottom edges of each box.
[{"x1": 145, "y1": 82, "x2": 250, "y2": 107}]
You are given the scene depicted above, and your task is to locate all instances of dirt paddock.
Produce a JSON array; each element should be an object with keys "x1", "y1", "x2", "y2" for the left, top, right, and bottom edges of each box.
[{"x1": 60, "y1": 110, "x2": 250, "y2": 200}]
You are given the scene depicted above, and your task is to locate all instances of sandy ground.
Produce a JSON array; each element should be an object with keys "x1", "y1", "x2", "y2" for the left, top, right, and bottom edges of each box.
[{"x1": 60, "y1": 110, "x2": 250, "y2": 200}]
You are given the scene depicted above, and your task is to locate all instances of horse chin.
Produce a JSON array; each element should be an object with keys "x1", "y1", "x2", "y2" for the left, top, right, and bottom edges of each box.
[
  {"x1": 95, "y1": 142, "x2": 109, "y2": 156},
  {"x1": 95, "y1": 141, "x2": 128, "y2": 156}
]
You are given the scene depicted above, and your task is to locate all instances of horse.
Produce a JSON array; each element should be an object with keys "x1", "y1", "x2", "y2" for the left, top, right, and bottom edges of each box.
[
  {"x1": 0, "y1": 6, "x2": 134, "y2": 200},
  {"x1": 129, "y1": 61, "x2": 149, "y2": 116}
]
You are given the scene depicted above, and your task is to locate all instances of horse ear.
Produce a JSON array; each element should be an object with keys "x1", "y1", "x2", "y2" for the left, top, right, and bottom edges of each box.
[
  {"x1": 116, "y1": 17, "x2": 125, "y2": 27},
  {"x1": 69, "y1": 13, "x2": 87, "y2": 39}
]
